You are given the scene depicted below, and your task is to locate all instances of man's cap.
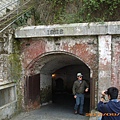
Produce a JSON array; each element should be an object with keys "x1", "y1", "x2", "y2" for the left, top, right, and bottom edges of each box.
[{"x1": 77, "y1": 73, "x2": 83, "y2": 77}]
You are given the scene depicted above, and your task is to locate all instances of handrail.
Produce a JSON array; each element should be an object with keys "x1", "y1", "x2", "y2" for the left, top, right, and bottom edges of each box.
[
  {"x1": 0, "y1": 0, "x2": 19, "y2": 11},
  {"x1": 0, "y1": 0, "x2": 34, "y2": 33},
  {"x1": 0, "y1": 0, "x2": 31, "y2": 21},
  {"x1": 0, "y1": 5, "x2": 34, "y2": 33}
]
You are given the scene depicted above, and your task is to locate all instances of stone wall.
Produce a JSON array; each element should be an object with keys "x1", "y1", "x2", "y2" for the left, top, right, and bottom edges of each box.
[
  {"x1": 0, "y1": 30, "x2": 17, "y2": 120},
  {"x1": 112, "y1": 36, "x2": 120, "y2": 98},
  {"x1": 98, "y1": 35, "x2": 112, "y2": 100}
]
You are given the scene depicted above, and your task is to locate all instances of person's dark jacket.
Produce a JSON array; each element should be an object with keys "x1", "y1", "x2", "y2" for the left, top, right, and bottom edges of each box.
[
  {"x1": 97, "y1": 100, "x2": 120, "y2": 120},
  {"x1": 72, "y1": 80, "x2": 89, "y2": 95}
]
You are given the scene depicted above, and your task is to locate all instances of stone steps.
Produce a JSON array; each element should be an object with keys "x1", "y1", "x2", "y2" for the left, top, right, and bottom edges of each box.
[
  {"x1": 0, "y1": 0, "x2": 19, "y2": 17},
  {"x1": 0, "y1": 0, "x2": 34, "y2": 33}
]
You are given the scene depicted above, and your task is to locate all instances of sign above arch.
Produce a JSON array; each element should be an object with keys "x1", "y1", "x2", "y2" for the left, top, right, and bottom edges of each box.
[{"x1": 15, "y1": 22, "x2": 120, "y2": 38}]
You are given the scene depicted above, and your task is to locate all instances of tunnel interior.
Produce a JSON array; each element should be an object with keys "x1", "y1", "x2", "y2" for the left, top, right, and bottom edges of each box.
[
  {"x1": 26, "y1": 52, "x2": 90, "y2": 113},
  {"x1": 51, "y1": 65, "x2": 90, "y2": 113}
]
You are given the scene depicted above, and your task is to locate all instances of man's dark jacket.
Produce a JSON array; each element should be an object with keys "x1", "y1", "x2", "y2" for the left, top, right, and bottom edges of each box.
[
  {"x1": 97, "y1": 100, "x2": 120, "y2": 120},
  {"x1": 72, "y1": 80, "x2": 89, "y2": 95}
]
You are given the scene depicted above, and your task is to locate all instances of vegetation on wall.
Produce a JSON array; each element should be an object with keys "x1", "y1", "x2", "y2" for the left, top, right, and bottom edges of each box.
[
  {"x1": 35, "y1": 0, "x2": 120, "y2": 25},
  {"x1": 14, "y1": 8, "x2": 35, "y2": 27},
  {"x1": 9, "y1": 40, "x2": 21, "y2": 82},
  {"x1": 81, "y1": 0, "x2": 120, "y2": 22},
  {"x1": 9, "y1": 39, "x2": 22, "y2": 111}
]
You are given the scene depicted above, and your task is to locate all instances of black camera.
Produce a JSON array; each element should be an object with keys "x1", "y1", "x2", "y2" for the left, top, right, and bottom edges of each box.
[
  {"x1": 104, "y1": 91, "x2": 108, "y2": 95},
  {"x1": 101, "y1": 91, "x2": 108, "y2": 99}
]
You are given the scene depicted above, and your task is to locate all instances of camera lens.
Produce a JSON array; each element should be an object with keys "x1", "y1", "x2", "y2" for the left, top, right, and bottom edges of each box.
[{"x1": 104, "y1": 91, "x2": 107, "y2": 94}]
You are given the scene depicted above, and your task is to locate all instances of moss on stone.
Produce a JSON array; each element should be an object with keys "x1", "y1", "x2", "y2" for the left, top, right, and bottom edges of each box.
[{"x1": 8, "y1": 39, "x2": 23, "y2": 112}]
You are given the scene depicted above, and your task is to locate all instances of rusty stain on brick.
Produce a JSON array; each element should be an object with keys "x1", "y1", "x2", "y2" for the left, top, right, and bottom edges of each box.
[{"x1": 20, "y1": 36, "x2": 98, "y2": 109}]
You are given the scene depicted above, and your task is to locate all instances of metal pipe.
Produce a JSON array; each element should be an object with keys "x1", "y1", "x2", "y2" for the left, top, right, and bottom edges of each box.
[{"x1": 0, "y1": 5, "x2": 34, "y2": 33}]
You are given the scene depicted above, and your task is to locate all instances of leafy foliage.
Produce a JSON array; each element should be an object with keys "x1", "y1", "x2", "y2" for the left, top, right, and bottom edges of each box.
[
  {"x1": 14, "y1": 9, "x2": 34, "y2": 27},
  {"x1": 9, "y1": 40, "x2": 22, "y2": 83},
  {"x1": 35, "y1": 0, "x2": 120, "y2": 24},
  {"x1": 81, "y1": 0, "x2": 120, "y2": 22}
]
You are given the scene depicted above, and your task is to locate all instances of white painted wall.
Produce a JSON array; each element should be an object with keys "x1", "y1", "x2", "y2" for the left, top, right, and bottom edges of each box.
[{"x1": 98, "y1": 35, "x2": 112, "y2": 100}]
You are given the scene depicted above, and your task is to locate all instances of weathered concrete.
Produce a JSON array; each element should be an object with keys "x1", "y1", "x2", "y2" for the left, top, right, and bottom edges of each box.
[
  {"x1": 111, "y1": 36, "x2": 120, "y2": 98},
  {"x1": 98, "y1": 35, "x2": 112, "y2": 100},
  {"x1": 0, "y1": 101, "x2": 17, "y2": 120},
  {"x1": 0, "y1": 30, "x2": 18, "y2": 120},
  {"x1": 0, "y1": 83, "x2": 17, "y2": 120},
  {"x1": 0, "y1": 54, "x2": 11, "y2": 85},
  {"x1": 15, "y1": 22, "x2": 120, "y2": 38}
]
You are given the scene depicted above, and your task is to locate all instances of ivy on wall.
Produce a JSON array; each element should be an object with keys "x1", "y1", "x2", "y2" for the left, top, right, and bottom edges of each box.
[
  {"x1": 81, "y1": 0, "x2": 120, "y2": 22},
  {"x1": 14, "y1": 8, "x2": 35, "y2": 27},
  {"x1": 9, "y1": 38, "x2": 22, "y2": 81},
  {"x1": 35, "y1": 0, "x2": 120, "y2": 25},
  {"x1": 8, "y1": 39, "x2": 23, "y2": 111}
]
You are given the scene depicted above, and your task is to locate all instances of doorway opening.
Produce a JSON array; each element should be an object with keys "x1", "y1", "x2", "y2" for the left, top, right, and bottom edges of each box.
[
  {"x1": 52, "y1": 65, "x2": 90, "y2": 113},
  {"x1": 25, "y1": 52, "x2": 91, "y2": 113}
]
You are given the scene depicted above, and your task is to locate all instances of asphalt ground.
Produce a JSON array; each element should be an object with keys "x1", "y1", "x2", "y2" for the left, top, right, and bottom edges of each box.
[{"x1": 10, "y1": 93, "x2": 90, "y2": 120}]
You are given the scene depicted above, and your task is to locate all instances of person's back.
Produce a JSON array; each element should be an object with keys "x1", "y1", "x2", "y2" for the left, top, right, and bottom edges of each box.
[
  {"x1": 97, "y1": 87, "x2": 120, "y2": 120},
  {"x1": 98, "y1": 99, "x2": 120, "y2": 120}
]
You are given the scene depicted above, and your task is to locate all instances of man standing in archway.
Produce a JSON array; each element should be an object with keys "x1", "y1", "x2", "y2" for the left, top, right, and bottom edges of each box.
[{"x1": 72, "y1": 73, "x2": 89, "y2": 115}]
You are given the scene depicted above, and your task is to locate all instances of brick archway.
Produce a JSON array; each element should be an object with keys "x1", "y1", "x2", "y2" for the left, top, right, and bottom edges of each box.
[
  {"x1": 15, "y1": 22, "x2": 120, "y2": 114},
  {"x1": 19, "y1": 35, "x2": 98, "y2": 111},
  {"x1": 23, "y1": 50, "x2": 97, "y2": 110}
]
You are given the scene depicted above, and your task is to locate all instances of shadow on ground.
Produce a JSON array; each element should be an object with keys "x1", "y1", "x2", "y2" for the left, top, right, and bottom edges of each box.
[{"x1": 11, "y1": 93, "x2": 90, "y2": 120}]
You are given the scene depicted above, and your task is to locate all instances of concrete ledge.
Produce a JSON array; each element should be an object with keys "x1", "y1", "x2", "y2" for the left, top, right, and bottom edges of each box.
[
  {"x1": 0, "y1": 83, "x2": 16, "y2": 90},
  {"x1": 15, "y1": 21, "x2": 120, "y2": 38},
  {"x1": 0, "y1": 101, "x2": 17, "y2": 120}
]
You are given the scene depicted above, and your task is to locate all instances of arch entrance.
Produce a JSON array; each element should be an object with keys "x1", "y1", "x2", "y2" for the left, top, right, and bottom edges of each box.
[{"x1": 25, "y1": 51, "x2": 92, "y2": 112}]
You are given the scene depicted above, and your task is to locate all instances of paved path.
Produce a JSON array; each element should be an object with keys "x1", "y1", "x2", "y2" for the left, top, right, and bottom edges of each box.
[
  {"x1": 10, "y1": 104, "x2": 89, "y2": 120},
  {"x1": 10, "y1": 93, "x2": 89, "y2": 120}
]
